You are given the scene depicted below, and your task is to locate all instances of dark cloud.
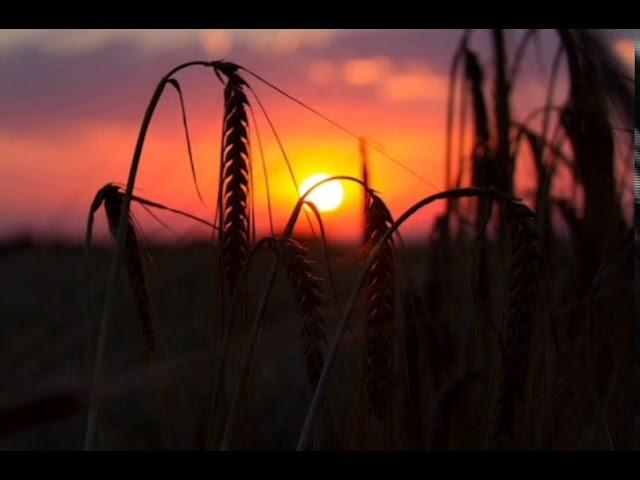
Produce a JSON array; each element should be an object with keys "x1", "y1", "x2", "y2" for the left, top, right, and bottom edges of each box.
[
  {"x1": 0, "y1": 30, "x2": 465, "y2": 134},
  {"x1": 0, "y1": 42, "x2": 206, "y2": 133},
  {"x1": 0, "y1": 29, "x2": 632, "y2": 134}
]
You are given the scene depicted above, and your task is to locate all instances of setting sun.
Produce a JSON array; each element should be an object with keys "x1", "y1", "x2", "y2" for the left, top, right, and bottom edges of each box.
[{"x1": 299, "y1": 173, "x2": 345, "y2": 212}]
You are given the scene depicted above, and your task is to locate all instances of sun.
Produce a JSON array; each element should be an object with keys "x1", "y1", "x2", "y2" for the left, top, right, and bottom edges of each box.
[{"x1": 299, "y1": 173, "x2": 345, "y2": 212}]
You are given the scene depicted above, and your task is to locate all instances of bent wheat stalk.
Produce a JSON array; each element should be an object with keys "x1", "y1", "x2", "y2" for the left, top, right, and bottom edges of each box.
[
  {"x1": 218, "y1": 201, "x2": 340, "y2": 450},
  {"x1": 268, "y1": 237, "x2": 328, "y2": 389},
  {"x1": 84, "y1": 60, "x2": 217, "y2": 450},
  {"x1": 362, "y1": 192, "x2": 396, "y2": 422},
  {"x1": 84, "y1": 182, "x2": 220, "y2": 449},
  {"x1": 102, "y1": 187, "x2": 156, "y2": 357},
  {"x1": 297, "y1": 187, "x2": 515, "y2": 451},
  {"x1": 205, "y1": 175, "x2": 369, "y2": 449},
  {"x1": 491, "y1": 200, "x2": 543, "y2": 449},
  {"x1": 219, "y1": 235, "x2": 329, "y2": 449}
]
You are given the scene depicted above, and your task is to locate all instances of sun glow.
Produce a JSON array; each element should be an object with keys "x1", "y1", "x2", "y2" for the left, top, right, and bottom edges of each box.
[{"x1": 299, "y1": 173, "x2": 345, "y2": 212}]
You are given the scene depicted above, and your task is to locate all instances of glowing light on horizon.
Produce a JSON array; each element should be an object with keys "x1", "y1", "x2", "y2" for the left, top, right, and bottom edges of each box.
[{"x1": 299, "y1": 173, "x2": 345, "y2": 212}]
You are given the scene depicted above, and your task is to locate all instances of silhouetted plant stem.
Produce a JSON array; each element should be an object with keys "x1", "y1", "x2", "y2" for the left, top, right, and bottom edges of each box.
[
  {"x1": 84, "y1": 60, "x2": 213, "y2": 450},
  {"x1": 205, "y1": 176, "x2": 369, "y2": 450},
  {"x1": 297, "y1": 187, "x2": 514, "y2": 451}
]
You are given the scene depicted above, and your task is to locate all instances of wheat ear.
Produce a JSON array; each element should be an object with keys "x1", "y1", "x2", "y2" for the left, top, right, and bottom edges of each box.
[
  {"x1": 268, "y1": 237, "x2": 327, "y2": 388},
  {"x1": 363, "y1": 192, "x2": 396, "y2": 422},
  {"x1": 216, "y1": 62, "x2": 251, "y2": 295},
  {"x1": 492, "y1": 200, "x2": 543, "y2": 448}
]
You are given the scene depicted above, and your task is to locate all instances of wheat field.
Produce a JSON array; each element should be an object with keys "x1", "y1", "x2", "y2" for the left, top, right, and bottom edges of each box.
[{"x1": 0, "y1": 29, "x2": 635, "y2": 451}]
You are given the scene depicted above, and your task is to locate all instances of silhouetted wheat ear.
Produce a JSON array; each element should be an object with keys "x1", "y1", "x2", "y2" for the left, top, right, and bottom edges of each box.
[
  {"x1": 268, "y1": 237, "x2": 327, "y2": 389},
  {"x1": 102, "y1": 187, "x2": 156, "y2": 358},
  {"x1": 363, "y1": 192, "x2": 396, "y2": 422},
  {"x1": 464, "y1": 48, "x2": 494, "y2": 228},
  {"x1": 464, "y1": 49, "x2": 490, "y2": 147},
  {"x1": 493, "y1": 200, "x2": 543, "y2": 447},
  {"x1": 218, "y1": 65, "x2": 251, "y2": 294},
  {"x1": 491, "y1": 29, "x2": 514, "y2": 197}
]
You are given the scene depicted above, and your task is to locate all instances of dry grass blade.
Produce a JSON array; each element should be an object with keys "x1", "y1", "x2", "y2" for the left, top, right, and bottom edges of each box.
[
  {"x1": 509, "y1": 29, "x2": 539, "y2": 85},
  {"x1": 245, "y1": 84, "x2": 317, "y2": 238},
  {"x1": 363, "y1": 192, "x2": 396, "y2": 422},
  {"x1": 492, "y1": 200, "x2": 543, "y2": 449},
  {"x1": 166, "y1": 78, "x2": 204, "y2": 204},
  {"x1": 86, "y1": 183, "x2": 120, "y2": 253},
  {"x1": 267, "y1": 237, "x2": 327, "y2": 389},
  {"x1": 247, "y1": 104, "x2": 274, "y2": 235},
  {"x1": 129, "y1": 194, "x2": 218, "y2": 231}
]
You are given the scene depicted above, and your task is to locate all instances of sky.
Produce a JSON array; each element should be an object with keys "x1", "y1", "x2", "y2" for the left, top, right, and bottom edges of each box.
[{"x1": 0, "y1": 29, "x2": 635, "y2": 244}]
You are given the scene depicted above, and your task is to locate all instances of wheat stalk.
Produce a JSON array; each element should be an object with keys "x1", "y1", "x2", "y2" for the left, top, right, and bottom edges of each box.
[
  {"x1": 445, "y1": 30, "x2": 471, "y2": 192},
  {"x1": 464, "y1": 48, "x2": 493, "y2": 229},
  {"x1": 297, "y1": 187, "x2": 512, "y2": 450},
  {"x1": 84, "y1": 60, "x2": 214, "y2": 449},
  {"x1": 491, "y1": 200, "x2": 543, "y2": 449},
  {"x1": 219, "y1": 235, "x2": 329, "y2": 449},
  {"x1": 557, "y1": 29, "x2": 630, "y2": 290},
  {"x1": 206, "y1": 175, "x2": 368, "y2": 449},
  {"x1": 491, "y1": 29, "x2": 514, "y2": 197}
]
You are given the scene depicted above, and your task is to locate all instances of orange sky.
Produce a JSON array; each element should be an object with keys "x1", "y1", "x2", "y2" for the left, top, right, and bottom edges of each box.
[{"x1": 0, "y1": 29, "x2": 635, "y2": 244}]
